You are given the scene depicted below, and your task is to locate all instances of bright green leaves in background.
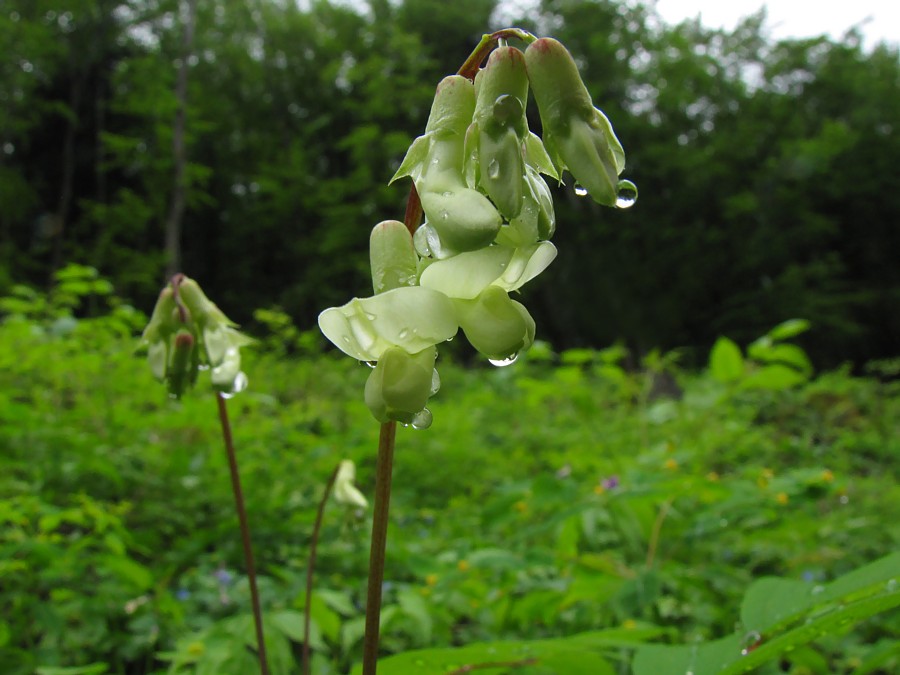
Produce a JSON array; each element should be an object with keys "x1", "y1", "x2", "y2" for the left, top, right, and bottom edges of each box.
[
  {"x1": 710, "y1": 319, "x2": 814, "y2": 390},
  {"x1": 321, "y1": 31, "x2": 635, "y2": 425}
]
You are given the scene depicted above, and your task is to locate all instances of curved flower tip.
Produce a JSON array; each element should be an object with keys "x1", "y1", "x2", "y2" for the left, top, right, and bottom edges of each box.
[
  {"x1": 334, "y1": 460, "x2": 368, "y2": 509},
  {"x1": 317, "y1": 286, "x2": 458, "y2": 362},
  {"x1": 420, "y1": 242, "x2": 557, "y2": 300}
]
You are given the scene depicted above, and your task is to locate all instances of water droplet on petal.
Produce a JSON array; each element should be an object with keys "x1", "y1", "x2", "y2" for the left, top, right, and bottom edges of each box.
[
  {"x1": 440, "y1": 209, "x2": 450, "y2": 221},
  {"x1": 615, "y1": 179, "x2": 638, "y2": 209},
  {"x1": 398, "y1": 328, "x2": 409, "y2": 340},
  {"x1": 365, "y1": 312, "x2": 376, "y2": 321},
  {"x1": 488, "y1": 353, "x2": 518, "y2": 367},
  {"x1": 360, "y1": 360, "x2": 377, "y2": 369},
  {"x1": 413, "y1": 225, "x2": 433, "y2": 257},
  {"x1": 430, "y1": 369, "x2": 441, "y2": 396},
  {"x1": 574, "y1": 184, "x2": 588, "y2": 197},
  {"x1": 442, "y1": 190, "x2": 453, "y2": 197},
  {"x1": 411, "y1": 408, "x2": 433, "y2": 430},
  {"x1": 221, "y1": 371, "x2": 248, "y2": 399},
  {"x1": 488, "y1": 158, "x2": 500, "y2": 180}
]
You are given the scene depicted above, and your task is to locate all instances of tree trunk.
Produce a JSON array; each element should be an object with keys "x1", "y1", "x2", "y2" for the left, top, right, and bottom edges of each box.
[{"x1": 164, "y1": 0, "x2": 198, "y2": 278}]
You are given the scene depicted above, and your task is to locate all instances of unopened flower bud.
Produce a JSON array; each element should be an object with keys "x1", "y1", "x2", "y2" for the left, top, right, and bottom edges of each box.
[
  {"x1": 470, "y1": 47, "x2": 530, "y2": 219},
  {"x1": 364, "y1": 346, "x2": 436, "y2": 424},
  {"x1": 525, "y1": 37, "x2": 629, "y2": 207},
  {"x1": 167, "y1": 330, "x2": 198, "y2": 398},
  {"x1": 369, "y1": 220, "x2": 418, "y2": 295},
  {"x1": 454, "y1": 286, "x2": 535, "y2": 361}
]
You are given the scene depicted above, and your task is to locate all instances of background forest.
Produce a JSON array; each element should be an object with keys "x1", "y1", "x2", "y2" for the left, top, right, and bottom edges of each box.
[{"x1": 3, "y1": 0, "x2": 899, "y2": 366}]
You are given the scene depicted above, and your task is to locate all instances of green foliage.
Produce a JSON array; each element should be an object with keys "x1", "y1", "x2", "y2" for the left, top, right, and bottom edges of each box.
[{"x1": 2, "y1": 283, "x2": 898, "y2": 672}]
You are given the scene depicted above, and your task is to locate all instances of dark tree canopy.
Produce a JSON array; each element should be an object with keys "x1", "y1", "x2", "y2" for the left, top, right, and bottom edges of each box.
[{"x1": 2, "y1": 0, "x2": 898, "y2": 366}]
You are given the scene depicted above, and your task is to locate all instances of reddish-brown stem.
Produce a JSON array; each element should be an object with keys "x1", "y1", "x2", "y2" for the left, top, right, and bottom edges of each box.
[
  {"x1": 361, "y1": 421, "x2": 397, "y2": 675},
  {"x1": 216, "y1": 393, "x2": 270, "y2": 675},
  {"x1": 302, "y1": 463, "x2": 341, "y2": 675}
]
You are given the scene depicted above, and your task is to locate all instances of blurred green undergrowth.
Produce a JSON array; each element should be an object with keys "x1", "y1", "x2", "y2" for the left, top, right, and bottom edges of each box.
[{"x1": 1, "y1": 268, "x2": 898, "y2": 674}]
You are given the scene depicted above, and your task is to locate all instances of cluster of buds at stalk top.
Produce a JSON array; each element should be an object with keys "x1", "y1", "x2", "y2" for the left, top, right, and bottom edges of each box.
[
  {"x1": 318, "y1": 33, "x2": 635, "y2": 427},
  {"x1": 141, "y1": 274, "x2": 252, "y2": 399}
]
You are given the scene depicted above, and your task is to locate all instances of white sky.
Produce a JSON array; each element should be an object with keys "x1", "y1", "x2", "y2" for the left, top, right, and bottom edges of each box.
[{"x1": 654, "y1": 0, "x2": 900, "y2": 49}]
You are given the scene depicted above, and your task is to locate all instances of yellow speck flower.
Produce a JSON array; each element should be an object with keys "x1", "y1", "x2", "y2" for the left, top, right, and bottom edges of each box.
[
  {"x1": 761, "y1": 468, "x2": 774, "y2": 479},
  {"x1": 514, "y1": 500, "x2": 528, "y2": 513},
  {"x1": 593, "y1": 485, "x2": 606, "y2": 495},
  {"x1": 821, "y1": 469, "x2": 834, "y2": 482},
  {"x1": 623, "y1": 619, "x2": 637, "y2": 630},
  {"x1": 706, "y1": 471, "x2": 720, "y2": 482},
  {"x1": 776, "y1": 492, "x2": 789, "y2": 505},
  {"x1": 425, "y1": 573, "x2": 438, "y2": 586},
  {"x1": 664, "y1": 458, "x2": 678, "y2": 471},
  {"x1": 457, "y1": 559, "x2": 471, "y2": 572},
  {"x1": 187, "y1": 642, "x2": 205, "y2": 656}
]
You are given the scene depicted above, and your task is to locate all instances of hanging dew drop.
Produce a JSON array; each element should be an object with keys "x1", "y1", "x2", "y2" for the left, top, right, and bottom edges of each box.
[
  {"x1": 430, "y1": 369, "x2": 441, "y2": 396},
  {"x1": 360, "y1": 360, "x2": 377, "y2": 368},
  {"x1": 221, "y1": 371, "x2": 248, "y2": 399},
  {"x1": 413, "y1": 225, "x2": 432, "y2": 257},
  {"x1": 411, "y1": 408, "x2": 433, "y2": 430},
  {"x1": 574, "y1": 184, "x2": 588, "y2": 197},
  {"x1": 488, "y1": 158, "x2": 500, "y2": 180},
  {"x1": 488, "y1": 353, "x2": 518, "y2": 367},
  {"x1": 615, "y1": 179, "x2": 638, "y2": 209}
]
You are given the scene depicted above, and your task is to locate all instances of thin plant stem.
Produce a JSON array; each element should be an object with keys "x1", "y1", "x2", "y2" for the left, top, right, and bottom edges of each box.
[
  {"x1": 361, "y1": 420, "x2": 397, "y2": 675},
  {"x1": 302, "y1": 463, "x2": 341, "y2": 675},
  {"x1": 646, "y1": 498, "x2": 673, "y2": 569},
  {"x1": 216, "y1": 392, "x2": 270, "y2": 675}
]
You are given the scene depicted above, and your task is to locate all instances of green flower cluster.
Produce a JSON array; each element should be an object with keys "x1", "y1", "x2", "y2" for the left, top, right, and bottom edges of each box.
[
  {"x1": 141, "y1": 275, "x2": 252, "y2": 398},
  {"x1": 318, "y1": 36, "x2": 634, "y2": 427}
]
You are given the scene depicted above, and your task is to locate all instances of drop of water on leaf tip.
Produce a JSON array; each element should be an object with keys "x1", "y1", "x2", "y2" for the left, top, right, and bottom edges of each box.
[
  {"x1": 615, "y1": 179, "x2": 638, "y2": 209},
  {"x1": 488, "y1": 353, "x2": 518, "y2": 367},
  {"x1": 488, "y1": 159, "x2": 500, "y2": 180},
  {"x1": 574, "y1": 184, "x2": 588, "y2": 197},
  {"x1": 360, "y1": 360, "x2": 377, "y2": 369}
]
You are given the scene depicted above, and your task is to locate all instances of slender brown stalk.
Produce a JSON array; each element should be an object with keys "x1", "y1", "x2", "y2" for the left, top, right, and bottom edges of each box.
[
  {"x1": 302, "y1": 464, "x2": 341, "y2": 675},
  {"x1": 361, "y1": 421, "x2": 397, "y2": 675},
  {"x1": 216, "y1": 392, "x2": 270, "y2": 675}
]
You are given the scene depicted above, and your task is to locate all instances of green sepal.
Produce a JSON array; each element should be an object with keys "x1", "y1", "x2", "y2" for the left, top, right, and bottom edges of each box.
[
  {"x1": 370, "y1": 220, "x2": 418, "y2": 294},
  {"x1": 364, "y1": 346, "x2": 436, "y2": 424},
  {"x1": 454, "y1": 286, "x2": 535, "y2": 361},
  {"x1": 524, "y1": 131, "x2": 560, "y2": 181},
  {"x1": 390, "y1": 135, "x2": 431, "y2": 185}
]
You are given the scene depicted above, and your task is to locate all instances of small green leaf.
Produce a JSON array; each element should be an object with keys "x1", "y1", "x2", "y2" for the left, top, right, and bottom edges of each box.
[
  {"x1": 709, "y1": 337, "x2": 744, "y2": 383},
  {"x1": 766, "y1": 318, "x2": 811, "y2": 341}
]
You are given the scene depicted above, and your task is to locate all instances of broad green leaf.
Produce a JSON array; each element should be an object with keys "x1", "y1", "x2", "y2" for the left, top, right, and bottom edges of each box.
[
  {"x1": 709, "y1": 337, "x2": 744, "y2": 383},
  {"x1": 353, "y1": 635, "x2": 617, "y2": 675},
  {"x1": 740, "y1": 364, "x2": 807, "y2": 390},
  {"x1": 634, "y1": 552, "x2": 900, "y2": 675}
]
